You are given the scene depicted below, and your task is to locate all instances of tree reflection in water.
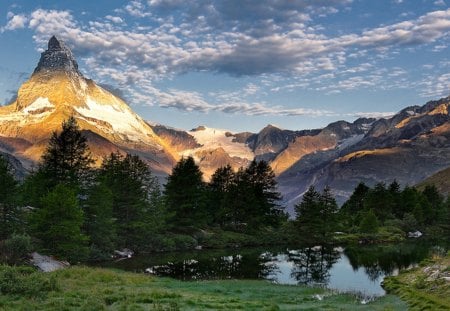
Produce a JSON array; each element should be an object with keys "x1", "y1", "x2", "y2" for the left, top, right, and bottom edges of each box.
[
  {"x1": 288, "y1": 246, "x2": 340, "y2": 286},
  {"x1": 344, "y1": 242, "x2": 432, "y2": 282}
]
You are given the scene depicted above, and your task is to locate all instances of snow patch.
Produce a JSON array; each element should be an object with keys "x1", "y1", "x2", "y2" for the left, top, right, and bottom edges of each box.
[
  {"x1": 23, "y1": 97, "x2": 54, "y2": 114},
  {"x1": 75, "y1": 97, "x2": 157, "y2": 144},
  {"x1": 181, "y1": 126, "x2": 254, "y2": 160},
  {"x1": 337, "y1": 134, "x2": 364, "y2": 150}
]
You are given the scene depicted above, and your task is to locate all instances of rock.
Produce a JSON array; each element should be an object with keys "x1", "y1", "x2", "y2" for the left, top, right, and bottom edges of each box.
[
  {"x1": 426, "y1": 270, "x2": 440, "y2": 281},
  {"x1": 33, "y1": 36, "x2": 82, "y2": 76},
  {"x1": 30, "y1": 252, "x2": 69, "y2": 272},
  {"x1": 114, "y1": 248, "x2": 134, "y2": 258},
  {"x1": 408, "y1": 231, "x2": 423, "y2": 238}
]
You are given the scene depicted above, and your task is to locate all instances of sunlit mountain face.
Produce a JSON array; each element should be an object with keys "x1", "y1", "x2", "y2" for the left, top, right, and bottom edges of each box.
[{"x1": 0, "y1": 36, "x2": 177, "y2": 176}]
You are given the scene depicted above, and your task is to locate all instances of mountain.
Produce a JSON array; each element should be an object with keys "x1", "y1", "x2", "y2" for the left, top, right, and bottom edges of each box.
[
  {"x1": 0, "y1": 36, "x2": 177, "y2": 176},
  {"x1": 416, "y1": 166, "x2": 450, "y2": 195},
  {"x1": 277, "y1": 96, "x2": 450, "y2": 210},
  {"x1": 2, "y1": 36, "x2": 450, "y2": 212}
]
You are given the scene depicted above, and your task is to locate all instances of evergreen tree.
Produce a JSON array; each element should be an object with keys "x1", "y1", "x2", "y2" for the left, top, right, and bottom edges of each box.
[
  {"x1": 319, "y1": 186, "x2": 338, "y2": 235},
  {"x1": 0, "y1": 155, "x2": 19, "y2": 239},
  {"x1": 30, "y1": 184, "x2": 88, "y2": 262},
  {"x1": 359, "y1": 209, "x2": 379, "y2": 234},
  {"x1": 100, "y1": 153, "x2": 163, "y2": 249},
  {"x1": 295, "y1": 186, "x2": 322, "y2": 243},
  {"x1": 295, "y1": 186, "x2": 338, "y2": 244},
  {"x1": 422, "y1": 185, "x2": 444, "y2": 224},
  {"x1": 245, "y1": 160, "x2": 282, "y2": 227},
  {"x1": 339, "y1": 182, "x2": 369, "y2": 227},
  {"x1": 83, "y1": 180, "x2": 116, "y2": 260},
  {"x1": 208, "y1": 165, "x2": 235, "y2": 225},
  {"x1": 40, "y1": 116, "x2": 93, "y2": 187},
  {"x1": 164, "y1": 156, "x2": 207, "y2": 228},
  {"x1": 364, "y1": 183, "x2": 394, "y2": 222},
  {"x1": 221, "y1": 167, "x2": 255, "y2": 229}
]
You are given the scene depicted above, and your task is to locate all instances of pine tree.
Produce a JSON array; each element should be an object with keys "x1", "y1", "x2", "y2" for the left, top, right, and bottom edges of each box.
[
  {"x1": 295, "y1": 186, "x2": 322, "y2": 243},
  {"x1": 100, "y1": 152, "x2": 163, "y2": 249},
  {"x1": 244, "y1": 160, "x2": 283, "y2": 228},
  {"x1": 0, "y1": 155, "x2": 19, "y2": 239},
  {"x1": 30, "y1": 184, "x2": 88, "y2": 262},
  {"x1": 164, "y1": 156, "x2": 207, "y2": 228},
  {"x1": 208, "y1": 164, "x2": 235, "y2": 225},
  {"x1": 339, "y1": 182, "x2": 369, "y2": 227},
  {"x1": 319, "y1": 186, "x2": 338, "y2": 237},
  {"x1": 295, "y1": 186, "x2": 338, "y2": 244},
  {"x1": 83, "y1": 180, "x2": 116, "y2": 260},
  {"x1": 359, "y1": 209, "x2": 379, "y2": 234},
  {"x1": 41, "y1": 116, "x2": 93, "y2": 187}
]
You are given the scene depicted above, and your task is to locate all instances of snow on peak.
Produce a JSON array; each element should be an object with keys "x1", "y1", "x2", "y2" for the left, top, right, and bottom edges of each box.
[
  {"x1": 181, "y1": 126, "x2": 254, "y2": 160},
  {"x1": 75, "y1": 96, "x2": 157, "y2": 144}
]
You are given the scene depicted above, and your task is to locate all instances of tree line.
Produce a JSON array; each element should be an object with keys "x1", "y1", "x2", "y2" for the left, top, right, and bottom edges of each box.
[
  {"x1": 294, "y1": 181, "x2": 450, "y2": 244},
  {"x1": 1, "y1": 117, "x2": 449, "y2": 263},
  {"x1": 0, "y1": 118, "x2": 284, "y2": 262}
]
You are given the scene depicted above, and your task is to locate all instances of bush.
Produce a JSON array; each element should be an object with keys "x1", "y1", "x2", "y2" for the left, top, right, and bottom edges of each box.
[
  {"x1": 3, "y1": 233, "x2": 33, "y2": 264},
  {"x1": 0, "y1": 265, "x2": 58, "y2": 297}
]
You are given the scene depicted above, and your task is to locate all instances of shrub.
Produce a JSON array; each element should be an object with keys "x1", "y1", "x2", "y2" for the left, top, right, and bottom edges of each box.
[
  {"x1": 4, "y1": 233, "x2": 33, "y2": 264},
  {"x1": 0, "y1": 265, "x2": 58, "y2": 297}
]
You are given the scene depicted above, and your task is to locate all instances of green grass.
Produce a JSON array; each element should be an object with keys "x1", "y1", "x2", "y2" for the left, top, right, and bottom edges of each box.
[
  {"x1": 383, "y1": 254, "x2": 450, "y2": 310},
  {"x1": 0, "y1": 265, "x2": 408, "y2": 310}
]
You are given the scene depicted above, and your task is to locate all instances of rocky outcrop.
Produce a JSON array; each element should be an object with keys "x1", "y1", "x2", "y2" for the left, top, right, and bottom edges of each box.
[{"x1": 33, "y1": 36, "x2": 82, "y2": 76}]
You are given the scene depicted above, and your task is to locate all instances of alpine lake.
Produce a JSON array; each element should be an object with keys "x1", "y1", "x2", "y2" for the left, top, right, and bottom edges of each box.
[{"x1": 97, "y1": 241, "x2": 446, "y2": 300}]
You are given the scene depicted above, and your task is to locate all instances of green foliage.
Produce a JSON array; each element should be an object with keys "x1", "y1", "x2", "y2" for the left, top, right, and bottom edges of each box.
[
  {"x1": 339, "y1": 181, "x2": 448, "y2": 238},
  {"x1": 0, "y1": 266, "x2": 408, "y2": 310},
  {"x1": 208, "y1": 160, "x2": 283, "y2": 231},
  {"x1": 0, "y1": 155, "x2": 20, "y2": 239},
  {"x1": 3, "y1": 233, "x2": 33, "y2": 264},
  {"x1": 207, "y1": 164, "x2": 235, "y2": 225},
  {"x1": 295, "y1": 186, "x2": 338, "y2": 244},
  {"x1": 99, "y1": 152, "x2": 164, "y2": 250},
  {"x1": 0, "y1": 265, "x2": 58, "y2": 298},
  {"x1": 359, "y1": 209, "x2": 379, "y2": 234},
  {"x1": 83, "y1": 181, "x2": 116, "y2": 260},
  {"x1": 164, "y1": 156, "x2": 207, "y2": 228},
  {"x1": 29, "y1": 184, "x2": 88, "y2": 262},
  {"x1": 40, "y1": 116, "x2": 93, "y2": 187}
]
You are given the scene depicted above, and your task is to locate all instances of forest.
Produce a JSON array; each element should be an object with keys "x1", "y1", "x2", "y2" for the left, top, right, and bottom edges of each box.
[{"x1": 0, "y1": 118, "x2": 449, "y2": 263}]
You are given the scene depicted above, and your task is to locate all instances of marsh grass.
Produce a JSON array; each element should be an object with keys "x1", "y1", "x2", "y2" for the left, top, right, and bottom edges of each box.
[{"x1": 0, "y1": 265, "x2": 408, "y2": 310}]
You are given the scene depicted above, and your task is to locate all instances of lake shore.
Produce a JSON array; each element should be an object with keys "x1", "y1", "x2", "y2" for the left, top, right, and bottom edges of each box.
[
  {"x1": 0, "y1": 265, "x2": 408, "y2": 310},
  {"x1": 383, "y1": 252, "x2": 450, "y2": 310}
]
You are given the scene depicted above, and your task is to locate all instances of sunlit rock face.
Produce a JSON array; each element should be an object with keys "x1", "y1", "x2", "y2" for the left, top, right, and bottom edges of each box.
[
  {"x1": 0, "y1": 36, "x2": 177, "y2": 175},
  {"x1": 277, "y1": 97, "x2": 450, "y2": 212}
]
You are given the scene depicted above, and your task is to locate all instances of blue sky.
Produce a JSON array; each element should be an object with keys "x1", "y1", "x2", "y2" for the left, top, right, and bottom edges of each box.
[{"x1": 1, "y1": 0, "x2": 450, "y2": 132}]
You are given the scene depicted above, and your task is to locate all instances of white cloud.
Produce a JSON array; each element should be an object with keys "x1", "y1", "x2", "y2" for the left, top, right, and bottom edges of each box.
[
  {"x1": 2, "y1": 4, "x2": 450, "y2": 117},
  {"x1": 1, "y1": 13, "x2": 28, "y2": 32}
]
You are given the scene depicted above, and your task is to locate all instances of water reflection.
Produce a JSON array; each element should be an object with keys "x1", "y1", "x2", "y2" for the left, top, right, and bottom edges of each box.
[
  {"x1": 99, "y1": 242, "x2": 438, "y2": 297},
  {"x1": 287, "y1": 246, "x2": 339, "y2": 286}
]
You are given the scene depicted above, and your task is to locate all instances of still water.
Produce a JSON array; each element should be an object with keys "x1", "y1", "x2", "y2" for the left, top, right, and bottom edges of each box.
[{"x1": 100, "y1": 242, "x2": 438, "y2": 297}]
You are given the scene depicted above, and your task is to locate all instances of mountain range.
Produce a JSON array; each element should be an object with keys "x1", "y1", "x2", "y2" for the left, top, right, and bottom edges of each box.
[{"x1": 2, "y1": 36, "x2": 450, "y2": 212}]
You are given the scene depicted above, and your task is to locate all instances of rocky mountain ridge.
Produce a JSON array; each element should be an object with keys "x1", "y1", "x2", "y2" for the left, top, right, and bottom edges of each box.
[{"x1": 1, "y1": 36, "x2": 450, "y2": 212}]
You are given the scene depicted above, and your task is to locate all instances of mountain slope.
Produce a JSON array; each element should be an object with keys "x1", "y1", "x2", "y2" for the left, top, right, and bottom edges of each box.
[
  {"x1": 277, "y1": 96, "x2": 450, "y2": 209},
  {"x1": 0, "y1": 36, "x2": 177, "y2": 175}
]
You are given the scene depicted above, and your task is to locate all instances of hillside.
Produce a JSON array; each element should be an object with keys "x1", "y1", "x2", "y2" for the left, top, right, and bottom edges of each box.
[{"x1": 417, "y1": 166, "x2": 450, "y2": 195}]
